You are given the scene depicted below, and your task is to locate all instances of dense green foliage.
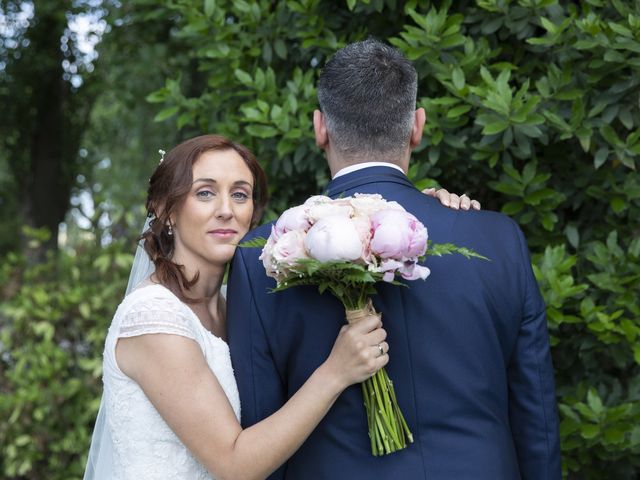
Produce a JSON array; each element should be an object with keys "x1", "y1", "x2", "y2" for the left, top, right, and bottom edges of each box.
[
  {"x1": 0, "y1": 0, "x2": 638, "y2": 479},
  {"x1": 148, "y1": 2, "x2": 640, "y2": 474},
  {"x1": 0, "y1": 232, "x2": 132, "y2": 477}
]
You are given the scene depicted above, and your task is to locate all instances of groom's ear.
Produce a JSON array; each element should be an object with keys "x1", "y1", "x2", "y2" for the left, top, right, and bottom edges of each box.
[
  {"x1": 409, "y1": 107, "x2": 426, "y2": 149},
  {"x1": 313, "y1": 110, "x2": 329, "y2": 150}
]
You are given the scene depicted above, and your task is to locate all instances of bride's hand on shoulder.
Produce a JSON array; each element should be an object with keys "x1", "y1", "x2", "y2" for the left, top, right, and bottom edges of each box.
[
  {"x1": 320, "y1": 314, "x2": 388, "y2": 389},
  {"x1": 423, "y1": 187, "x2": 481, "y2": 211}
]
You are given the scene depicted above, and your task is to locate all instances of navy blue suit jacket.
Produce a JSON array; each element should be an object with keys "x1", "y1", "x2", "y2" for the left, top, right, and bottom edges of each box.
[{"x1": 227, "y1": 166, "x2": 561, "y2": 480}]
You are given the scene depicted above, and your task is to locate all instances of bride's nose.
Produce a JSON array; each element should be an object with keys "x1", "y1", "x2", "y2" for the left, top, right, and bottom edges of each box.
[{"x1": 215, "y1": 196, "x2": 234, "y2": 220}]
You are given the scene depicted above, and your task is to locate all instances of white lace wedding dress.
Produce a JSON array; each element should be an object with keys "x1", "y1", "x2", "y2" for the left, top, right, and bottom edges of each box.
[{"x1": 100, "y1": 283, "x2": 240, "y2": 479}]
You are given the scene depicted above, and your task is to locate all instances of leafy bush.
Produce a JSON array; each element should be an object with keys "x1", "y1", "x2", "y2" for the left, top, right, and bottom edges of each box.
[
  {"x1": 146, "y1": 0, "x2": 640, "y2": 477},
  {"x1": 0, "y1": 236, "x2": 132, "y2": 479}
]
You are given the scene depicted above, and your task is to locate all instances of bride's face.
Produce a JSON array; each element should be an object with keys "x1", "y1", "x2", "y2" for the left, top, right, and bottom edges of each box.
[{"x1": 170, "y1": 149, "x2": 255, "y2": 269}]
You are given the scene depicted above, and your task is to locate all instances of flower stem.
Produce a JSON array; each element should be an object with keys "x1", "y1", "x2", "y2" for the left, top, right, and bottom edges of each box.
[
  {"x1": 344, "y1": 299, "x2": 413, "y2": 455},
  {"x1": 361, "y1": 367, "x2": 413, "y2": 455}
]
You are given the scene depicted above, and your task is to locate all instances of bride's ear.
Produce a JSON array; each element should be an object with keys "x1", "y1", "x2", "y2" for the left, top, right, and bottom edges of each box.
[{"x1": 149, "y1": 200, "x2": 170, "y2": 225}]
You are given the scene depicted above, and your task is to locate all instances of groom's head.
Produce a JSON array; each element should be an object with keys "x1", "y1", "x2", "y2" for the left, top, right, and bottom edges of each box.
[{"x1": 314, "y1": 38, "x2": 425, "y2": 174}]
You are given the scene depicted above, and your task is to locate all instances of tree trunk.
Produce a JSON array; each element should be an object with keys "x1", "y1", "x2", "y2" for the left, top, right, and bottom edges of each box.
[
  {"x1": 25, "y1": 51, "x2": 68, "y2": 253},
  {"x1": 2, "y1": 1, "x2": 87, "y2": 259}
]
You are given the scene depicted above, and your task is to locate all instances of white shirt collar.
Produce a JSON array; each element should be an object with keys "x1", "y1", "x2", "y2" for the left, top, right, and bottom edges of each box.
[{"x1": 332, "y1": 162, "x2": 405, "y2": 179}]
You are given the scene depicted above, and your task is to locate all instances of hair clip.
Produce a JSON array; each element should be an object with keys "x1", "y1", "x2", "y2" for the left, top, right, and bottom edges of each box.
[{"x1": 158, "y1": 149, "x2": 166, "y2": 164}]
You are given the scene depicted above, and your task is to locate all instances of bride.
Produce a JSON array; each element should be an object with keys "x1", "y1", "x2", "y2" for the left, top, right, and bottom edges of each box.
[{"x1": 84, "y1": 134, "x2": 476, "y2": 479}]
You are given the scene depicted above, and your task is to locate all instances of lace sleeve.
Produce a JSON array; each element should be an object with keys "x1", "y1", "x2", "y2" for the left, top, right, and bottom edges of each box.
[{"x1": 118, "y1": 294, "x2": 198, "y2": 341}]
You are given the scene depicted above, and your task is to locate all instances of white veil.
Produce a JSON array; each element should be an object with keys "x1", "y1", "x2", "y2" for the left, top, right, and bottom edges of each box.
[
  {"x1": 83, "y1": 216, "x2": 155, "y2": 479},
  {"x1": 125, "y1": 216, "x2": 156, "y2": 295}
]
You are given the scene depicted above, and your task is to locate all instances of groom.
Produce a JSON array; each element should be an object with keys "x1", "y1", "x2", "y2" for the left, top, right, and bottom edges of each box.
[{"x1": 227, "y1": 39, "x2": 561, "y2": 479}]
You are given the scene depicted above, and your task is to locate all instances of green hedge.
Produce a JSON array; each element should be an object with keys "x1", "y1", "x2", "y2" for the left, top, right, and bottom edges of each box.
[
  {"x1": 1, "y1": 0, "x2": 638, "y2": 478},
  {"x1": 148, "y1": 2, "x2": 640, "y2": 475},
  {"x1": 0, "y1": 235, "x2": 132, "y2": 478}
]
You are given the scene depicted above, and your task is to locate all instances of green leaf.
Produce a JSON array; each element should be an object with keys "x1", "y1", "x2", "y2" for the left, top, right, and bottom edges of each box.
[
  {"x1": 14, "y1": 435, "x2": 31, "y2": 447},
  {"x1": 502, "y1": 201, "x2": 524, "y2": 215},
  {"x1": 565, "y1": 225, "x2": 580, "y2": 248},
  {"x1": 524, "y1": 188, "x2": 556, "y2": 206},
  {"x1": 516, "y1": 124, "x2": 543, "y2": 138},
  {"x1": 541, "y1": 212, "x2": 557, "y2": 231},
  {"x1": 246, "y1": 125, "x2": 279, "y2": 138},
  {"x1": 430, "y1": 97, "x2": 461, "y2": 106},
  {"x1": 580, "y1": 424, "x2": 600, "y2": 439},
  {"x1": 594, "y1": 147, "x2": 609, "y2": 169},
  {"x1": 238, "y1": 237, "x2": 268, "y2": 248},
  {"x1": 634, "y1": 344, "x2": 640, "y2": 364},
  {"x1": 522, "y1": 162, "x2": 536, "y2": 185},
  {"x1": 540, "y1": 16, "x2": 558, "y2": 34},
  {"x1": 262, "y1": 42, "x2": 273, "y2": 63},
  {"x1": 204, "y1": 0, "x2": 216, "y2": 17},
  {"x1": 446, "y1": 104, "x2": 471, "y2": 118},
  {"x1": 600, "y1": 125, "x2": 622, "y2": 147},
  {"x1": 452, "y1": 67, "x2": 465, "y2": 90},
  {"x1": 603, "y1": 428, "x2": 626, "y2": 445},
  {"x1": 587, "y1": 388, "x2": 604, "y2": 415},
  {"x1": 491, "y1": 181, "x2": 523, "y2": 196},
  {"x1": 234, "y1": 69, "x2": 253, "y2": 87},
  {"x1": 609, "y1": 22, "x2": 633, "y2": 37},
  {"x1": 482, "y1": 120, "x2": 510, "y2": 135},
  {"x1": 610, "y1": 197, "x2": 626, "y2": 213},
  {"x1": 79, "y1": 303, "x2": 91, "y2": 319},
  {"x1": 145, "y1": 89, "x2": 167, "y2": 103},
  {"x1": 177, "y1": 112, "x2": 192, "y2": 130},
  {"x1": 274, "y1": 39, "x2": 287, "y2": 59},
  {"x1": 154, "y1": 106, "x2": 179, "y2": 122},
  {"x1": 427, "y1": 242, "x2": 490, "y2": 261}
]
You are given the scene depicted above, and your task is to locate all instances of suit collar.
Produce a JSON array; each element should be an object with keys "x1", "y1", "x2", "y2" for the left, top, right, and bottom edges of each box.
[{"x1": 324, "y1": 165, "x2": 415, "y2": 197}]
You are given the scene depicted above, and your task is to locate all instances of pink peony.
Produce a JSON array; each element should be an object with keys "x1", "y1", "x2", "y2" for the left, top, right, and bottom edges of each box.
[
  {"x1": 370, "y1": 209, "x2": 428, "y2": 260},
  {"x1": 259, "y1": 226, "x2": 280, "y2": 276},
  {"x1": 398, "y1": 261, "x2": 430, "y2": 281},
  {"x1": 273, "y1": 205, "x2": 311, "y2": 239},
  {"x1": 376, "y1": 259, "x2": 404, "y2": 282},
  {"x1": 270, "y1": 230, "x2": 309, "y2": 266},
  {"x1": 351, "y1": 213, "x2": 373, "y2": 261},
  {"x1": 375, "y1": 259, "x2": 431, "y2": 282},
  {"x1": 306, "y1": 202, "x2": 353, "y2": 223},
  {"x1": 349, "y1": 193, "x2": 404, "y2": 217},
  {"x1": 304, "y1": 215, "x2": 363, "y2": 262},
  {"x1": 303, "y1": 195, "x2": 332, "y2": 206}
]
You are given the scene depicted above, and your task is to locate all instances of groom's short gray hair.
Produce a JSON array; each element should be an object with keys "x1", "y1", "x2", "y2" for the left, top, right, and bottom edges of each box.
[{"x1": 317, "y1": 38, "x2": 418, "y2": 161}]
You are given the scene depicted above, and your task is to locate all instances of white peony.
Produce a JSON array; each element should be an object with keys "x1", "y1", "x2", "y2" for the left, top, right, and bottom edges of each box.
[{"x1": 304, "y1": 215, "x2": 363, "y2": 262}]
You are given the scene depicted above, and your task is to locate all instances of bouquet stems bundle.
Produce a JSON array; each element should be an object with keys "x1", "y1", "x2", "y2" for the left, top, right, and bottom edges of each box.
[{"x1": 345, "y1": 300, "x2": 412, "y2": 454}]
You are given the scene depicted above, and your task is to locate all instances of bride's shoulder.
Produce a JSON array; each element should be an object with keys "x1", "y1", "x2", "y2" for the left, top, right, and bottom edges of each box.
[
  {"x1": 118, "y1": 283, "x2": 185, "y2": 316},
  {"x1": 111, "y1": 284, "x2": 200, "y2": 340}
]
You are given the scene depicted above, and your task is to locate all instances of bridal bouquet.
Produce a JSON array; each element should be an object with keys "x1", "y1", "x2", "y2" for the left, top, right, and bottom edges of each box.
[{"x1": 243, "y1": 193, "x2": 485, "y2": 455}]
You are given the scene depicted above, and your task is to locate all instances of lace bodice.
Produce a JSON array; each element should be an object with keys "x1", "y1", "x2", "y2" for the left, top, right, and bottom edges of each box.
[{"x1": 102, "y1": 284, "x2": 240, "y2": 479}]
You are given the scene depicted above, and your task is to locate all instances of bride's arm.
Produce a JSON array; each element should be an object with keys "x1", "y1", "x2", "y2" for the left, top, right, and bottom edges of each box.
[{"x1": 116, "y1": 314, "x2": 386, "y2": 480}]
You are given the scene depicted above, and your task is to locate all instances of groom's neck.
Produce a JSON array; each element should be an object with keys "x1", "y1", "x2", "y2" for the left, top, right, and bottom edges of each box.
[{"x1": 326, "y1": 152, "x2": 410, "y2": 178}]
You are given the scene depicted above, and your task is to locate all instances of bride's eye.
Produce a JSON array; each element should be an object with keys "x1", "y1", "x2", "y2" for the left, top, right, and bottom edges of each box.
[
  {"x1": 196, "y1": 190, "x2": 214, "y2": 199},
  {"x1": 231, "y1": 191, "x2": 249, "y2": 202}
]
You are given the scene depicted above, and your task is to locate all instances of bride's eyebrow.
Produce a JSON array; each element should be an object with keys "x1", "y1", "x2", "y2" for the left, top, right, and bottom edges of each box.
[
  {"x1": 192, "y1": 177, "x2": 216, "y2": 185},
  {"x1": 192, "y1": 178, "x2": 253, "y2": 189}
]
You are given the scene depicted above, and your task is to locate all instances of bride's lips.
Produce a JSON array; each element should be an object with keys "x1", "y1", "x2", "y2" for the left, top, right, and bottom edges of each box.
[{"x1": 208, "y1": 229, "x2": 238, "y2": 238}]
